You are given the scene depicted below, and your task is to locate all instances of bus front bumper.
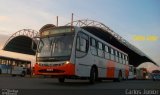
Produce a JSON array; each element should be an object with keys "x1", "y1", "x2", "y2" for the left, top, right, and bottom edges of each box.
[{"x1": 34, "y1": 63, "x2": 75, "y2": 76}]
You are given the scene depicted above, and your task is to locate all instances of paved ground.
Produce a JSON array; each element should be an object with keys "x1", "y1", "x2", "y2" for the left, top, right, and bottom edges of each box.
[{"x1": 0, "y1": 75, "x2": 160, "y2": 95}]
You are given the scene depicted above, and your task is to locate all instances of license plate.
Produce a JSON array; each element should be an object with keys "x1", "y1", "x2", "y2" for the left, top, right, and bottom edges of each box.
[{"x1": 46, "y1": 69, "x2": 53, "y2": 71}]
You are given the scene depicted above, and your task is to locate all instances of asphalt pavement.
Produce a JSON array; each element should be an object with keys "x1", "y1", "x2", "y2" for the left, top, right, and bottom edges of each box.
[{"x1": 0, "y1": 75, "x2": 160, "y2": 95}]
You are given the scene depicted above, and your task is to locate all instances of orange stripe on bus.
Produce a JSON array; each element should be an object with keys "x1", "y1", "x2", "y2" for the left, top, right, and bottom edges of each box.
[
  {"x1": 125, "y1": 65, "x2": 129, "y2": 78},
  {"x1": 106, "y1": 61, "x2": 115, "y2": 78},
  {"x1": 64, "y1": 63, "x2": 75, "y2": 75},
  {"x1": 34, "y1": 63, "x2": 39, "y2": 75}
]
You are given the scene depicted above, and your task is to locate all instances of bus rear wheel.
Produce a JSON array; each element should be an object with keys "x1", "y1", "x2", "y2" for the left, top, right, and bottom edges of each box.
[
  {"x1": 21, "y1": 71, "x2": 26, "y2": 77},
  {"x1": 116, "y1": 71, "x2": 122, "y2": 82},
  {"x1": 58, "y1": 77, "x2": 65, "y2": 83},
  {"x1": 89, "y1": 67, "x2": 98, "y2": 84},
  {"x1": 114, "y1": 71, "x2": 122, "y2": 82}
]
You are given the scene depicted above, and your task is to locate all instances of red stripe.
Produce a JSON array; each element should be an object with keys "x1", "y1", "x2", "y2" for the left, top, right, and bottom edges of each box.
[{"x1": 106, "y1": 61, "x2": 115, "y2": 78}]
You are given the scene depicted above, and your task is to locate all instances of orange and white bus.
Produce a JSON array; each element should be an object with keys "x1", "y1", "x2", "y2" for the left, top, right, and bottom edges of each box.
[{"x1": 34, "y1": 24, "x2": 129, "y2": 83}]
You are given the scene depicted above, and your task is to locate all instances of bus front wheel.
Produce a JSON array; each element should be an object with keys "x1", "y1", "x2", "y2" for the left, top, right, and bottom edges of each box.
[
  {"x1": 89, "y1": 66, "x2": 98, "y2": 84},
  {"x1": 58, "y1": 77, "x2": 65, "y2": 83}
]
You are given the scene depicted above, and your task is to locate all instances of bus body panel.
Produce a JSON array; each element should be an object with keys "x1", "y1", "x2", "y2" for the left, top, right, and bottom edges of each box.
[
  {"x1": 75, "y1": 52, "x2": 93, "y2": 77},
  {"x1": 93, "y1": 55, "x2": 106, "y2": 78},
  {"x1": 74, "y1": 28, "x2": 92, "y2": 77}
]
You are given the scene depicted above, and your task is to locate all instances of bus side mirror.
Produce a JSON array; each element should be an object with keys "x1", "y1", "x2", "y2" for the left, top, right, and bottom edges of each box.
[{"x1": 31, "y1": 37, "x2": 40, "y2": 52}]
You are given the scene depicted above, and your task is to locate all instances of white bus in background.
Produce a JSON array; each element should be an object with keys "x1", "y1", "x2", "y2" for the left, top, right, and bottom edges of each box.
[
  {"x1": 128, "y1": 66, "x2": 148, "y2": 80},
  {"x1": 135, "y1": 68, "x2": 148, "y2": 80},
  {"x1": 0, "y1": 56, "x2": 31, "y2": 77},
  {"x1": 128, "y1": 65, "x2": 135, "y2": 79}
]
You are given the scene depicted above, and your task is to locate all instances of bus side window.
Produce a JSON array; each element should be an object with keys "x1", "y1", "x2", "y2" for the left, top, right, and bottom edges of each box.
[
  {"x1": 76, "y1": 32, "x2": 89, "y2": 58},
  {"x1": 115, "y1": 50, "x2": 119, "y2": 63},
  {"x1": 98, "y1": 42, "x2": 103, "y2": 50},
  {"x1": 105, "y1": 45, "x2": 109, "y2": 52},
  {"x1": 76, "y1": 37, "x2": 89, "y2": 53},
  {"x1": 125, "y1": 55, "x2": 129, "y2": 65},
  {"x1": 122, "y1": 54, "x2": 125, "y2": 64},
  {"x1": 80, "y1": 38, "x2": 88, "y2": 52},
  {"x1": 104, "y1": 45, "x2": 110, "y2": 59},
  {"x1": 90, "y1": 38, "x2": 96, "y2": 47},
  {"x1": 90, "y1": 38, "x2": 97, "y2": 55},
  {"x1": 124, "y1": 55, "x2": 126, "y2": 65},
  {"x1": 110, "y1": 48, "x2": 115, "y2": 61},
  {"x1": 97, "y1": 42, "x2": 104, "y2": 58},
  {"x1": 119, "y1": 52, "x2": 122, "y2": 64},
  {"x1": 76, "y1": 36, "x2": 80, "y2": 50}
]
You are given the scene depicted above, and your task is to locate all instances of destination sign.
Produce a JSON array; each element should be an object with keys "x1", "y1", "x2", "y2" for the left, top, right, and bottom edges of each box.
[{"x1": 40, "y1": 27, "x2": 74, "y2": 36}]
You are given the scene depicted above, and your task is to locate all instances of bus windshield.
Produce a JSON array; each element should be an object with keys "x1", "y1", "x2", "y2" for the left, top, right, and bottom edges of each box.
[{"x1": 37, "y1": 34, "x2": 74, "y2": 58}]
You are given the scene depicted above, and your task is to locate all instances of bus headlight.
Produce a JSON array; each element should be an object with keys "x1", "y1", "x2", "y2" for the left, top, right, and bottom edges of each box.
[{"x1": 65, "y1": 61, "x2": 70, "y2": 64}]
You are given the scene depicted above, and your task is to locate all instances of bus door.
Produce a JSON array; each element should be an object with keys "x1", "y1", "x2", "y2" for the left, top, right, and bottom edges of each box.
[{"x1": 75, "y1": 32, "x2": 90, "y2": 77}]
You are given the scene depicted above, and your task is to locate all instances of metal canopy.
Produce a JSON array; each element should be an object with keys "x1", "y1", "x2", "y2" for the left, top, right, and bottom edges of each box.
[
  {"x1": 66, "y1": 19, "x2": 157, "y2": 67},
  {"x1": 3, "y1": 29, "x2": 38, "y2": 55}
]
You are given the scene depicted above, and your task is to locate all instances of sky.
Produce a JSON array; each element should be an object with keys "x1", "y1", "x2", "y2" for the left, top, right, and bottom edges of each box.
[{"x1": 0, "y1": 0, "x2": 160, "y2": 69}]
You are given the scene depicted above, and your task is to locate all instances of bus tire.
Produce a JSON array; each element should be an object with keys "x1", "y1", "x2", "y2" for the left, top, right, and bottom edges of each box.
[
  {"x1": 89, "y1": 66, "x2": 98, "y2": 84},
  {"x1": 58, "y1": 77, "x2": 65, "y2": 83},
  {"x1": 21, "y1": 71, "x2": 26, "y2": 77},
  {"x1": 0, "y1": 69, "x2": 2, "y2": 74},
  {"x1": 117, "y1": 71, "x2": 122, "y2": 82},
  {"x1": 114, "y1": 71, "x2": 122, "y2": 82}
]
